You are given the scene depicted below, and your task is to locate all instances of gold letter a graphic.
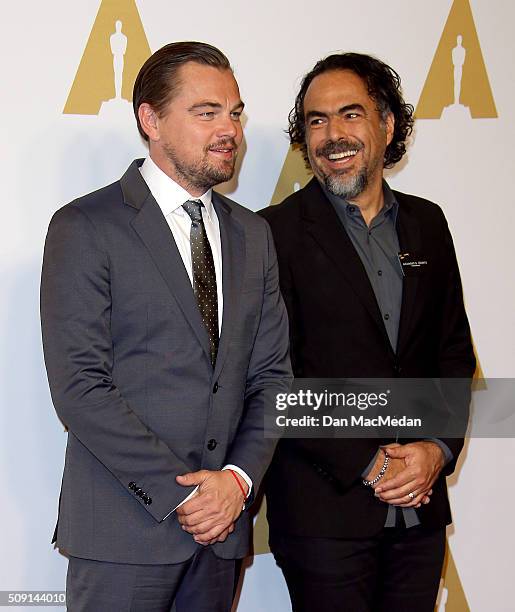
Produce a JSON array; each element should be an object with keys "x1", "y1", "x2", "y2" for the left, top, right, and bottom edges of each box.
[
  {"x1": 63, "y1": 0, "x2": 151, "y2": 115},
  {"x1": 416, "y1": 0, "x2": 497, "y2": 119}
]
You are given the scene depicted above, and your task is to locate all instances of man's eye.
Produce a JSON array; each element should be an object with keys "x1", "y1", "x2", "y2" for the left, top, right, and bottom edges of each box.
[
  {"x1": 309, "y1": 118, "x2": 324, "y2": 126},
  {"x1": 231, "y1": 111, "x2": 242, "y2": 120},
  {"x1": 199, "y1": 112, "x2": 215, "y2": 118},
  {"x1": 346, "y1": 113, "x2": 359, "y2": 119}
]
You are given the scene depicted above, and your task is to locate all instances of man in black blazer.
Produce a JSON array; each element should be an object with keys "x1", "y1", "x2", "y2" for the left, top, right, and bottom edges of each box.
[
  {"x1": 259, "y1": 53, "x2": 475, "y2": 611},
  {"x1": 41, "y1": 42, "x2": 291, "y2": 611}
]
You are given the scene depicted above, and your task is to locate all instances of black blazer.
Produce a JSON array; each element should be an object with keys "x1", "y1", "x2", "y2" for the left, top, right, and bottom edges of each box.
[{"x1": 259, "y1": 178, "x2": 475, "y2": 538}]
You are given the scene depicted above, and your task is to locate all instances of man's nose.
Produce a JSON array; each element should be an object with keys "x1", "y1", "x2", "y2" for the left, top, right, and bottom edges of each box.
[
  {"x1": 215, "y1": 113, "x2": 239, "y2": 140},
  {"x1": 326, "y1": 117, "x2": 350, "y2": 143}
]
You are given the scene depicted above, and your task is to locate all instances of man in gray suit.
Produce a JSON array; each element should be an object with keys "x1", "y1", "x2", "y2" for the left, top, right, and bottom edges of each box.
[{"x1": 41, "y1": 41, "x2": 291, "y2": 611}]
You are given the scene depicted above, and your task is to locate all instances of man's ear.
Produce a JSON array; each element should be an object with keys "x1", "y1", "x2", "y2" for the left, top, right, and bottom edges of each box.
[
  {"x1": 384, "y1": 111, "x2": 395, "y2": 147},
  {"x1": 138, "y1": 103, "x2": 160, "y2": 142}
]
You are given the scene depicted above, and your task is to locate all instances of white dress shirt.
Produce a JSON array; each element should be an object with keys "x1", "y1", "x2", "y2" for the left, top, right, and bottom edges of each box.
[{"x1": 139, "y1": 157, "x2": 252, "y2": 513}]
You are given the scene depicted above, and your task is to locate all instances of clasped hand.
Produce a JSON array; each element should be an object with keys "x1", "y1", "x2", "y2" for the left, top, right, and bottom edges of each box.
[
  {"x1": 176, "y1": 470, "x2": 247, "y2": 546},
  {"x1": 370, "y1": 441, "x2": 445, "y2": 508}
]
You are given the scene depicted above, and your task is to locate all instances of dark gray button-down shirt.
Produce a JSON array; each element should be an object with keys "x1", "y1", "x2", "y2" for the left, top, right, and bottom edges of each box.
[{"x1": 326, "y1": 182, "x2": 403, "y2": 351}]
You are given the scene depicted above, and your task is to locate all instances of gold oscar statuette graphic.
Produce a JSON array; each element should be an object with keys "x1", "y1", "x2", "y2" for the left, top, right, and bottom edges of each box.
[
  {"x1": 63, "y1": 0, "x2": 151, "y2": 115},
  {"x1": 416, "y1": 0, "x2": 497, "y2": 119}
]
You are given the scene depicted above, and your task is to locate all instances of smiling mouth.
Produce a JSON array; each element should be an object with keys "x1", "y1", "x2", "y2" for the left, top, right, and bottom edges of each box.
[
  {"x1": 208, "y1": 145, "x2": 236, "y2": 161},
  {"x1": 327, "y1": 150, "x2": 358, "y2": 160}
]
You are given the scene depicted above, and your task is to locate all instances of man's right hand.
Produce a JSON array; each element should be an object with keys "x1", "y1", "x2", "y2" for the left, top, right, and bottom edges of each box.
[{"x1": 366, "y1": 444, "x2": 432, "y2": 508}]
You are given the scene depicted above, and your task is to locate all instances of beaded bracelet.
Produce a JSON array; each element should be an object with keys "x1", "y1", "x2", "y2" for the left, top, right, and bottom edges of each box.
[{"x1": 362, "y1": 450, "x2": 390, "y2": 487}]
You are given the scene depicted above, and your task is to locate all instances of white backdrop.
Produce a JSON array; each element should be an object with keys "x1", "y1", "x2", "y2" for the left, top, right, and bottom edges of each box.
[{"x1": 1, "y1": 1, "x2": 514, "y2": 610}]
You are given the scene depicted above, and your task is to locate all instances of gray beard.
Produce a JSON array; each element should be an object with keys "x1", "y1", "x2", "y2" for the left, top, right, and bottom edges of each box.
[
  {"x1": 164, "y1": 143, "x2": 235, "y2": 193},
  {"x1": 324, "y1": 167, "x2": 368, "y2": 200}
]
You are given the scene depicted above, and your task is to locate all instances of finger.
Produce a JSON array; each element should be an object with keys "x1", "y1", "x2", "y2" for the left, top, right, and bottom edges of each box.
[
  {"x1": 176, "y1": 494, "x2": 211, "y2": 516},
  {"x1": 208, "y1": 523, "x2": 235, "y2": 545},
  {"x1": 396, "y1": 492, "x2": 427, "y2": 507},
  {"x1": 380, "y1": 445, "x2": 408, "y2": 459},
  {"x1": 178, "y1": 508, "x2": 217, "y2": 528},
  {"x1": 215, "y1": 529, "x2": 230, "y2": 543},
  {"x1": 176, "y1": 470, "x2": 210, "y2": 487},
  {"x1": 182, "y1": 517, "x2": 222, "y2": 536},
  {"x1": 375, "y1": 471, "x2": 416, "y2": 493},
  {"x1": 376, "y1": 479, "x2": 419, "y2": 500},
  {"x1": 394, "y1": 488, "x2": 432, "y2": 507},
  {"x1": 193, "y1": 523, "x2": 228, "y2": 544}
]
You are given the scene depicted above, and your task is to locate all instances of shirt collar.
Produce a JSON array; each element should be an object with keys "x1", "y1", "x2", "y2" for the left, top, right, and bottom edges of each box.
[{"x1": 139, "y1": 156, "x2": 214, "y2": 220}]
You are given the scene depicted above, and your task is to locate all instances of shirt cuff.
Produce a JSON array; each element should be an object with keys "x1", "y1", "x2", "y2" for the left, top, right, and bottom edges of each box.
[
  {"x1": 162, "y1": 485, "x2": 199, "y2": 521},
  {"x1": 362, "y1": 449, "x2": 381, "y2": 479},
  {"x1": 424, "y1": 439, "x2": 453, "y2": 465},
  {"x1": 222, "y1": 465, "x2": 252, "y2": 499}
]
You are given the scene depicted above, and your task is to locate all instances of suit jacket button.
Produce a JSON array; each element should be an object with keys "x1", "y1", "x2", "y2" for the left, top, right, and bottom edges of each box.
[
  {"x1": 135, "y1": 488, "x2": 143, "y2": 497},
  {"x1": 213, "y1": 382, "x2": 219, "y2": 393},
  {"x1": 142, "y1": 494, "x2": 149, "y2": 503},
  {"x1": 144, "y1": 497, "x2": 152, "y2": 505},
  {"x1": 207, "y1": 439, "x2": 217, "y2": 451},
  {"x1": 128, "y1": 482, "x2": 136, "y2": 490}
]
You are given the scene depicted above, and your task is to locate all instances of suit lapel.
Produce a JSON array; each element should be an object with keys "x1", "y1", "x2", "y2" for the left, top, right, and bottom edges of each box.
[
  {"x1": 300, "y1": 179, "x2": 388, "y2": 340},
  {"x1": 122, "y1": 161, "x2": 212, "y2": 363},
  {"x1": 395, "y1": 192, "x2": 422, "y2": 357},
  {"x1": 212, "y1": 192, "x2": 245, "y2": 379}
]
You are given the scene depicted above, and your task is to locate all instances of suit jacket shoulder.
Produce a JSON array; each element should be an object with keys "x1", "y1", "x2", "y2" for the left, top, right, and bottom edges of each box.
[{"x1": 392, "y1": 189, "x2": 449, "y2": 225}]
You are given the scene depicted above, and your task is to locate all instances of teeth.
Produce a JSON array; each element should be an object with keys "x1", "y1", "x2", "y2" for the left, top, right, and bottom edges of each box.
[{"x1": 328, "y1": 150, "x2": 357, "y2": 160}]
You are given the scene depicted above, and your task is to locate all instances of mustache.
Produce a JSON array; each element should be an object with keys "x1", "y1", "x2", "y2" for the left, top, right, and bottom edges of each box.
[
  {"x1": 316, "y1": 139, "x2": 364, "y2": 157},
  {"x1": 206, "y1": 138, "x2": 238, "y2": 151}
]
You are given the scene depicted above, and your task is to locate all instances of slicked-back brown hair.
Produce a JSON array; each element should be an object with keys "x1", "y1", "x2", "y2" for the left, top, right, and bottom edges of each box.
[{"x1": 133, "y1": 41, "x2": 231, "y2": 141}]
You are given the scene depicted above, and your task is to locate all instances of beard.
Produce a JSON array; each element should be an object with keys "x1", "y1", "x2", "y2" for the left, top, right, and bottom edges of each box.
[
  {"x1": 325, "y1": 168, "x2": 368, "y2": 200},
  {"x1": 309, "y1": 137, "x2": 377, "y2": 201},
  {"x1": 163, "y1": 138, "x2": 237, "y2": 193}
]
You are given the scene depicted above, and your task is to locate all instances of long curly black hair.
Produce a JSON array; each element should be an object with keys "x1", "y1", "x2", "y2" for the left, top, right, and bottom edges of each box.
[{"x1": 289, "y1": 52, "x2": 414, "y2": 169}]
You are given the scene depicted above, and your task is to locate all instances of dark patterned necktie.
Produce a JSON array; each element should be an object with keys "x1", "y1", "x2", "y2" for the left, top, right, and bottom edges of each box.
[{"x1": 182, "y1": 199, "x2": 219, "y2": 366}]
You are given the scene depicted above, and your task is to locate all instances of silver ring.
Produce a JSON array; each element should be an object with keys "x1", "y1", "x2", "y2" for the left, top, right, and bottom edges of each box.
[{"x1": 408, "y1": 492, "x2": 415, "y2": 500}]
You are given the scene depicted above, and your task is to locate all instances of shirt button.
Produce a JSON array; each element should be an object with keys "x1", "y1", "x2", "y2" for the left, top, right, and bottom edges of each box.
[
  {"x1": 384, "y1": 313, "x2": 390, "y2": 321},
  {"x1": 213, "y1": 382, "x2": 219, "y2": 393},
  {"x1": 378, "y1": 270, "x2": 383, "y2": 276},
  {"x1": 207, "y1": 439, "x2": 217, "y2": 451},
  {"x1": 348, "y1": 206, "x2": 355, "y2": 213}
]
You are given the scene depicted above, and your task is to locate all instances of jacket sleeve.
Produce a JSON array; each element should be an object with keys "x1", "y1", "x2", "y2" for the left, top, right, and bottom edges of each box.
[
  {"x1": 40, "y1": 204, "x2": 196, "y2": 521},
  {"x1": 435, "y1": 209, "x2": 476, "y2": 475}
]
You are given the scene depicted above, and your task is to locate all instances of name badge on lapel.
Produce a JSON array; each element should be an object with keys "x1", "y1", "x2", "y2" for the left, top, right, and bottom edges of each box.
[{"x1": 397, "y1": 252, "x2": 428, "y2": 277}]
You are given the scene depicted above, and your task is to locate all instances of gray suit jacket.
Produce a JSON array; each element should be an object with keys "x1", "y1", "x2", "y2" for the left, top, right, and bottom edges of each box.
[{"x1": 41, "y1": 159, "x2": 291, "y2": 564}]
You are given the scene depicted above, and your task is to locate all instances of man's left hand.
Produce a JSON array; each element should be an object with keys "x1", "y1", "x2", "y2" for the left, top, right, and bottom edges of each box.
[
  {"x1": 176, "y1": 470, "x2": 247, "y2": 545},
  {"x1": 374, "y1": 441, "x2": 445, "y2": 506}
]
